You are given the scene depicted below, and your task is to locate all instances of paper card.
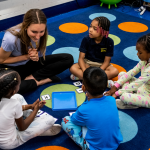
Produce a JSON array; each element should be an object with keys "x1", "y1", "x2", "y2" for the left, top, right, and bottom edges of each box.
[
  {"x1": 41, "y1": 94, "x2": 51, "y2": 100},
  {"x1": 69, "y1": 112, "x2": 75, "y2": 116},
  {"x1": 76, "y1": 88, "x2": 83, "y2": 93},
  {"x1": 73, "y1": 81, "x2": 82, "y2": 86}
]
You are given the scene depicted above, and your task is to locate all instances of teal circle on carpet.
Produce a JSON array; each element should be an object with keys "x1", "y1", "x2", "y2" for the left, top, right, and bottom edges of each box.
[
  {"x1": 0, "y1": 31, "x2": 4, "y2": 39},
  {"x1": 89, "y1": 13, "x2": 116, "y2": 21},
  {"x1": 52, "y1": 47, "x2": 79, "y2": 63},
  {"x1": 40, "y1": 84, "x2": 86, "y2": 108},
  {"x1": 123, "y1": 46, "x2": 140, "y2": 61},
  {"x1": 119, "y1": 111, "x2": 138, "y2": 143}
]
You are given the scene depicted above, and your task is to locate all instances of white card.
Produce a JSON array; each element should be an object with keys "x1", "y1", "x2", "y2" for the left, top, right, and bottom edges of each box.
[
  {"x1": 69, "y1": 112, "x2": 75, "y2": 116},
  {"x1": 73, "y1": 81, "x2": 82, "y2": 86},
  {"x1": 41, "y1": 94, "x2": 51, "y2": 100},
  {"x1": 76, "y1": 88, "x2": 83, "y2": 93}
]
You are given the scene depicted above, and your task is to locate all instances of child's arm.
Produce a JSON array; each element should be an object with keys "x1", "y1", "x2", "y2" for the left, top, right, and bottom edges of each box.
[
  {"x1": 105, "y1": 61, "x2": 142, "y2": 96},
  {"x1": 78, "y1": 52, "x2": 87, "y2": 72},
  {"x1": 15, "y1": 100, "x2": 46, "y2": 131},
  {"x1": 71, "y1": 108, "x2": 86, "y2": 126},
  {"x1": 115, "y1": 61, "x2": 142, "y2": 88},
  {"x1": 100, "y1": 56, "x2": 111, "y2": 70},
  {"x1": 116, "y1": 63, "x2": 150, "y2": 96},
  {"x1": 22, "y1": 99, "x2": 39, "y2": 111}
]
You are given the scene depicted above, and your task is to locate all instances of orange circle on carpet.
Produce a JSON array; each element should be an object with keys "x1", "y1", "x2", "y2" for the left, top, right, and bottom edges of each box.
[
  {"x1": 36, "y1": 146, "x2": 69, "y2": 150},
  {"x1": 118, "y1": 22, "x2": 148, "y2": 33},
  {"x1": 111, "y1": 63, "x2": 127, "y2": 81},
  {"x1": 59, "y1": 22, "x2": 88, "y2": 34}
]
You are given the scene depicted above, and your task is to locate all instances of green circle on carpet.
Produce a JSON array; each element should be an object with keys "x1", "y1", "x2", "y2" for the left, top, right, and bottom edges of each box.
[
  {"x1": 46, "y1": 35, "x2": 55, "y2": 46},
  {"x1": 108, "y1": 34, "x2": 121, "y2": 46},
  {"x1": 40, "y1": 84, "x2": 86, "y2": 108}
]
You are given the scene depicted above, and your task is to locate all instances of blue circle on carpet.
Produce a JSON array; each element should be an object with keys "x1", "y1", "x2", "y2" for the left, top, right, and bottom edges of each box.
[
  {"x1": 119, "y1": 111, "x2": 138, "y2": 143},
  {"x1": 123, "y1": 46, "x2": 140, "y2": 61},
  {"x1": 52, "y1": 47, "x2": 79, "y2": 63},
  {"x1": 0, "y1": 31, "x2": 5, "y2": 39},
  {"x1": 89, "y1": 13, "x2": 116, "y2": 21}
]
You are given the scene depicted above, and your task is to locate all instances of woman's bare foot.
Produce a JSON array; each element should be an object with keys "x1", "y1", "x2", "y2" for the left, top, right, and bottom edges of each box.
[{"x1": 25, "y1": 75, "x2": 52, "y2": 86}]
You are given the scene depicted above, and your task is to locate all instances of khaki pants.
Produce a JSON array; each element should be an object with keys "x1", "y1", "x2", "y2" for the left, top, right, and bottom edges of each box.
[{"x1": 84, "y1": 58, "x2": 111, "y2": 68}]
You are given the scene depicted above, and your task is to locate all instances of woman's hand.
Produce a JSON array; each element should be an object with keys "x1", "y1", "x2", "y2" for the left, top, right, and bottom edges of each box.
[
  {"x1": 104, "y1": 85, "x2": 117, "y2": 96},
  {"x1": 28, "y1": 48, "x2": 39, "y2": 61}
]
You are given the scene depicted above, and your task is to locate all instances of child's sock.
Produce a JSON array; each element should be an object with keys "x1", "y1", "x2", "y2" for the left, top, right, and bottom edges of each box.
[
  {"x1": 116, "y1": 99, "x2": 139, "y2": 109},
  {"x1": 107, "y1": 80, "x2": 116, "y2": 88},
  {"x1": 39, "y1": 124, "x2": 61, "y2": 136},
  {"x1": 70, "y1": 74, "x2": 79, "y2": 80}
]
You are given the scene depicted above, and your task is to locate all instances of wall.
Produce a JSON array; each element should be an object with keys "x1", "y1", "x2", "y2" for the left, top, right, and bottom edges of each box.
[
  {"x1": 0, "y1": 0, "x2": 98, "y2": 31},
  {"x1": 0, "y1": 0, "x2": 74, "y2": 20}
]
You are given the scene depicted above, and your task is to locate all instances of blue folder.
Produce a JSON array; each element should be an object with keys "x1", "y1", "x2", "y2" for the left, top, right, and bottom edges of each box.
[{"x1": 52, "y1": 91, "x2": 77, "y2": 111}]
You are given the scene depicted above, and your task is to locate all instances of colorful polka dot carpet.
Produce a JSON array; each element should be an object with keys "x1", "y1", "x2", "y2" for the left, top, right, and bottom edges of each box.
[{"x1": 1, "y1": 4, "x2": 150, "y2": 150}]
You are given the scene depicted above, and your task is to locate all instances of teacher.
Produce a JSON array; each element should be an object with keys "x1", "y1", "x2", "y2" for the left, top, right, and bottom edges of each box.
[{"x1": 0, "y1": 9, "x2": 74, "y2": 94}]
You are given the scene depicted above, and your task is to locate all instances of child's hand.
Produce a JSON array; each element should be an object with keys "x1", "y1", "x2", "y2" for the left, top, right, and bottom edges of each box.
[
  {"x1": 31, "y1": 99, "x2": 39, "y2": 110},
  {"x1": 34, "y1": 100, "x2": 46, "y2": 111},
  {"x1": 104, "y1": 85, "x2": 117, "y2": 96},
  {"x1": 112, "y1": 93, "x2": 117, "y2": 99}
]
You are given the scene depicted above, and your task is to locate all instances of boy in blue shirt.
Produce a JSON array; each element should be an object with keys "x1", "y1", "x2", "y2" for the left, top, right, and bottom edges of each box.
[
  {"x1": 62, "y1": 67, "x2": 123, "y2": 150},
  {"x1": 70, "y1": 16, "x2": 119, "y2": 81}
]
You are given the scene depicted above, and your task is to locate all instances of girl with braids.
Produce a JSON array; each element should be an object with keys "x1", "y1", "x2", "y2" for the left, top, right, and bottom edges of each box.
[
  {"x1": 0, "y1": 9, "x2": 73, "y2": 94},
  {"x1": 70, "y1": 16, "x2": 118, "y2": 80},
  {"x1": 0, "y1": 68, "x2": 61, "y2": 149},
  {"x1": 105, "y1": 33, "x2": 150, "y2": 109}
]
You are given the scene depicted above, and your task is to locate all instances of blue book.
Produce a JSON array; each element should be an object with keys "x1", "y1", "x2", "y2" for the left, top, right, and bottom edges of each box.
[{"x1": 52, "y1": 91, "x2": 77, "y2": 111}]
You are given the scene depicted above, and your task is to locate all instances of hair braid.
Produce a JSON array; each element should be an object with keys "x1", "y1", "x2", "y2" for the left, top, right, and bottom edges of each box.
[
  {"x1": 0, "y1": 68, "x2": 19, "y2": 101},
  {"x1": 137, "y1": 33, "x2": 150, "y2": 53},
  {"x1": 94, "y1": 16, "x2": 110, "y2": 31}
]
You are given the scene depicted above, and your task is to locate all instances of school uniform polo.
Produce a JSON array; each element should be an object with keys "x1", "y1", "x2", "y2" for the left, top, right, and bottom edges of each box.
[{"x1": 79, "y1": 35, "x2": 114, "y2": 63}]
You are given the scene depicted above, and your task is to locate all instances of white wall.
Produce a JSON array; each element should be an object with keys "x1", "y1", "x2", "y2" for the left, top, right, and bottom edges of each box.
[{"x1": 0, "y1": 0, "x2": 74, "y2": 20}]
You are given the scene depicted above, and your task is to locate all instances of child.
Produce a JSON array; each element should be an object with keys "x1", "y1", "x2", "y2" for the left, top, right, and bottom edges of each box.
[
  {"x1": 105, "y1": 33, "x2": 150, "y2": 109},
  {"x1": 0, "y1": 68, "x2": 61, "y2": 149},
  {"x1": 62, "y1": 67, "x2": 122, "y2": 150},
  {"x1": 70, "y1": 16, "x2": 119, "y2": 80}
]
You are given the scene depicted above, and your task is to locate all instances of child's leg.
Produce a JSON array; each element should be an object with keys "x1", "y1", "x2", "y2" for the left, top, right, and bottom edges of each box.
[
  {"x1": 62, "y1": 116, "x2": 89, "y2": 150},
  {"x1": 105, "y1": 65, "x2": 119, "y2": 80},
  {"x1": 120, "y1": 85, "x2": 150, "y2": 108},
  {"x1": 7, "y1": 94, "x2": 57, "y2": 149},
  {"x1": 70, "y1": 63, "x2": 90, "y2": 80}
]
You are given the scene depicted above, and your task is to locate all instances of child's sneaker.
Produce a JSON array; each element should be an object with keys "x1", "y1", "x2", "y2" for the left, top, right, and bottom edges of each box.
[
  {"x1": 140, "y1": 7, "x2": 146, "y2": 15},
  {"x1": 107, "y1": 80, "x2": 115, "y2": 88},
  {"x1": 70, "y1": 74, "x2": 79, "y2": 80},
  {"x1": 40, "y1": 124, "x2": 61, "y2": 136},
  {"x1": 116, "y1": 99, "x2": 139, "y2": 109}
]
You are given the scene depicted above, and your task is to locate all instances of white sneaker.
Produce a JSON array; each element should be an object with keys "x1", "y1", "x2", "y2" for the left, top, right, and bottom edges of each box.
[
  {"x1": 70, "y1": 74, "x2": 79, "y2": 80},
  {"x1": 140, "y1": 7, "x2": 146, "y2": 15},
  {"x1": 116, "y1": 99, "x2": 139, "y2": 109},
  {"x1": 107, "y1": 80, "x2": 116, "y2": 88},
  {"x1": 40, "y1": 124, "x2": 61, "y2": 136}
]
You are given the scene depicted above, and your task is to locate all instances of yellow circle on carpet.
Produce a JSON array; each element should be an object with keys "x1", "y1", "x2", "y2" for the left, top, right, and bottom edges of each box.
[
  {"x1": 36, "y1": 146, "x2": 69, "y2": 150},
  {"x1": 118, "y1": 22, "x2": 148, "y2": 33},
  {"x1": 40, "y1": 84, "x2": 86, "y2": 108},
  {"x1": 59, "y1": 22, "x2": 88, "y2": 34},
  {"x1": 46, "y1": 35, "x2": 55, "y2": 46},
  {"x1": 111, "y1": 63, "x2": 127, "y2": 81},
  {"x1": 108, "y1": 34, "x2": 121, "y2": 46}
]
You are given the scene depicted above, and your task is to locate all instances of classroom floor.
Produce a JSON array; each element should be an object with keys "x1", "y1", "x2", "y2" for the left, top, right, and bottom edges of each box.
[{"x1": 0, "y1": 2, "x2": 150, "y2": 150}]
